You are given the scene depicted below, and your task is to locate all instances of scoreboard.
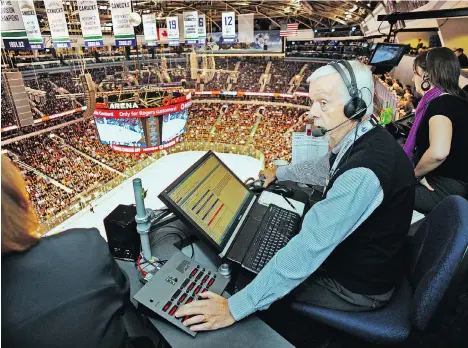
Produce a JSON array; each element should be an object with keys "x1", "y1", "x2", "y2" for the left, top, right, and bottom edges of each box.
[{"x1": 93, "y1": 94, "x2": 192, "y2": 154}]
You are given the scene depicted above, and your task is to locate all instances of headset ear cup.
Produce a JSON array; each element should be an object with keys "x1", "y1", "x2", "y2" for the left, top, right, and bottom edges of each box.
[
  {"x1": 345, "y1": 97, "x2": 367, "y2": 119},
  {"x1": 344, "y1": 100, "x2": 356, "y2": 119},
  {"x1": 355, "y1": 98, "x2": 367, "y2": 119}
]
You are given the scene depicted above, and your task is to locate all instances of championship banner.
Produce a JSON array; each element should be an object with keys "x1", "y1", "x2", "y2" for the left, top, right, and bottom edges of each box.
[
  {"x1": 110, "y1": 0, "x2": 135, "y2": 47},
  {"x1": 43, "y1": 0, "x2": 71, "y2": 49},
  {"x1": 183, "y1": 11, "x2": 198, "y2": 45},
  {"x1": 1, "y1": 0, "x2": 29, "y2": 50},
  {"x1": 142, "y1": 13, "x2": 158, "y2": 46},
  {"x1": 222, "y1": 12, "x2": 236, "y2": 43},
  {"x1": 77, "y1": 0, "x2": 103, "y2": 48},
  {"x1": 18, "y1": 0, "x2": 43, "y2": 49},
  {"x1": 198, "y1": 14, "x2": 207, "y2": 45},
  {"x1": 166, "y1": 16, "x2": 180, "y2": 46}
]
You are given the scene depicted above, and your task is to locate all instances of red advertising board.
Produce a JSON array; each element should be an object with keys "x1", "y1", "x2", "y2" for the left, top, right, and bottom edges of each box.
[{"x1": 93, "y1": 100, "x2": 192, "y2": 118}]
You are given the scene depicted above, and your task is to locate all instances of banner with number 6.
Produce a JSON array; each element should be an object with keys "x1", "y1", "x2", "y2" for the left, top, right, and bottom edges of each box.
[
  {"x1": 222, "y1": 12, "x2": 236, "y2": 43},
  {"x1": 198, "y1": 14, "x2": 207, "y2": 44},
  {"x1": 166, "y1": 16, "x2": 179, "y2": 46}
]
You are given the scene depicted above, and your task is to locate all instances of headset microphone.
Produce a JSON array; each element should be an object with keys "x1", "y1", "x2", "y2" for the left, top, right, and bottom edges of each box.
[
  {"x1": 311, "y1": 127, "x2": 329, "y2": 137},
  {"x1": 311, "y1": 109, "x2": 365, "y2": 137}
]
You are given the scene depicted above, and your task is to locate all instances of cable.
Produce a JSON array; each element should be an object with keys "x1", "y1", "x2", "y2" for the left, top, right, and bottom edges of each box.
[
  {"x1": 136, "y1": 254, "x2": 147, "y2": 276},
  {"x1": 344, "y1": 119, "x2": 360, "y2": 165},
  {"x1": 140, "y1": 252, "x2": 163, "y2": 269},
  {"x1": 377, "y1": 14, "x2": 389, "y2": 37}
]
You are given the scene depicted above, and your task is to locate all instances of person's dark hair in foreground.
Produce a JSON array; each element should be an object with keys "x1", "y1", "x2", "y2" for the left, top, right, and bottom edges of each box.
[{"x1": 1, "y1": 156, "x2": 132, "y2": 348}]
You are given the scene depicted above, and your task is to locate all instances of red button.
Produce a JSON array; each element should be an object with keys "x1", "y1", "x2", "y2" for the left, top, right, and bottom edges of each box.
[
  {"x1": 179, "y1": 294, "x2": 187, "y2": 303},
  {"x1": 196, "y1": 272, "x2": 204, "y2": 281},
  {"x1": 162, "y1": 301, "x2": 171, "y2": 312},
  {"x1": 169, "y1": 305, "x2": 178, "y2": 316},
  {"x1": 187, "y1": 282, "x2": 195, "y2": 291},
  {"x1": 190, "y1": 269, "x2": 198, "y2": 278},
  {"x1": 202, "y1": 288, "x2": 208, "y2": 293},
  {"x1": 202, "y1": 275, "x2": 209, "y2": 284},
  {"x1": 193, "y1": 285, "x2": 202, "y2": 295},
  {"x1": 186, "y1": 297, "x2": 193, "y2": 304},
  {"x1": 183, "y1": 315, "x2": 190, "y2": 322},
  {"x1": 207, "y1": 278, "x2": 215, "y2": 287}
]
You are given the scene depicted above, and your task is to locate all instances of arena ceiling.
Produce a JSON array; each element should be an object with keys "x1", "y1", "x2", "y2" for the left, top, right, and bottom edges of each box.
[{"x1": 33, "y1": 1, "x2": 378, "y2": 35}]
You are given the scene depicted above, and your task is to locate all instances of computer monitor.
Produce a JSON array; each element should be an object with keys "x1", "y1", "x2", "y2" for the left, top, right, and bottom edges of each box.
[
  {"x1": 369, "y1": 43, "x2": 408, "y2": 67},
  {"x1": 158, "y1": 151, "x2": 255, "y2": 253}
]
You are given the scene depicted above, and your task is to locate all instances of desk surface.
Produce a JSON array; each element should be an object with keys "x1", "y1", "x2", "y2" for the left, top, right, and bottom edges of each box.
[{"x1": 118, "y1": 221, "x2": 293, "y2": 348}]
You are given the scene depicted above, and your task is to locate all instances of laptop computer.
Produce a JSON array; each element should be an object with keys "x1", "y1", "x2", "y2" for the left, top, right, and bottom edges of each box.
[{"x1": 158, "y1": 151, "x2": 302, "y2": 273}]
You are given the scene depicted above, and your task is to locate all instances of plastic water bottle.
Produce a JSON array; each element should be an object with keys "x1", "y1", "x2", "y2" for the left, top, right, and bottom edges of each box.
[{"x1": 218, "y1": 263, "x2": 233, "y2": 293}]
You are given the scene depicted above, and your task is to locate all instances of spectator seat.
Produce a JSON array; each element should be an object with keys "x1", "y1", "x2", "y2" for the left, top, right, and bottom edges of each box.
[{"x1": 291, "y1": 195, "x2": 468, "y2": 344}]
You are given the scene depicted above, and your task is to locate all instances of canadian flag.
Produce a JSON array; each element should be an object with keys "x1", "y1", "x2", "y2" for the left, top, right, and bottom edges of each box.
[{"x1": 157, "y1": 28, "x2": 168, "y2": 41}]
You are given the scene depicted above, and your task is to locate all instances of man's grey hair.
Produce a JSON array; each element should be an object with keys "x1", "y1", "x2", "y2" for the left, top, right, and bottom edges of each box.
[{"x1": 307, "y1": 61, "x2": 374, "y2": 117}]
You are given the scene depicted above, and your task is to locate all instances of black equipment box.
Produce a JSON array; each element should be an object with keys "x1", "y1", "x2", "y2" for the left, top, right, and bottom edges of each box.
[{"x1": 104, "y1": 204, "x2": 140, "y2": 261}]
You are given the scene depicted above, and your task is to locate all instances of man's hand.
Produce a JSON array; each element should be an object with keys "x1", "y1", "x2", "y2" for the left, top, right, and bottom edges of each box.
[
  {"x1": 174, "y1": 291, "x2": 235, "y2": 331},
  {"x1": 419, "y1": 177, "x2": 434, "y2": 191},
  {"x1": 259, "y1": 166, "x2": 277, "y2": 188}
]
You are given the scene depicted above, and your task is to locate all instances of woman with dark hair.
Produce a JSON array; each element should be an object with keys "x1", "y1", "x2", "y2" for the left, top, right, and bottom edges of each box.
[
  {"x1": 404, "y1": 47, "x2": 468, "y2": 214},
  {"x1": 1, "y1": 156, "x2": 133, "y2": 348}
]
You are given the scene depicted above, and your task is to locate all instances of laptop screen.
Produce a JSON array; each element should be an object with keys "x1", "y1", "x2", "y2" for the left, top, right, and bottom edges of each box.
[{"x1": 159, "y1": 151, "x2": 254, "y2": 252}]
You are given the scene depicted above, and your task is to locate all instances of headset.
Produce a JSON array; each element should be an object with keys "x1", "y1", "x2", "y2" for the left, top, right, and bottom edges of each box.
[{"x1": 312, "y1": 60, "x2": 368, "y2": 137}]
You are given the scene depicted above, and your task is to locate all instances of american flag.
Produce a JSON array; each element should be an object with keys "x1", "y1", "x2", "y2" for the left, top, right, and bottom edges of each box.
[{"x1": 280, "y1": 23, "x2": 299, "y2": 37}]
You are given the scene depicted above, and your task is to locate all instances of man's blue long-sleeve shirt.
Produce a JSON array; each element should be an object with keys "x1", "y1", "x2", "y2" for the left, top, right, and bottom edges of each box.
[{"x1": 228, "y1": 126, "x2": 384, "y2": 321}]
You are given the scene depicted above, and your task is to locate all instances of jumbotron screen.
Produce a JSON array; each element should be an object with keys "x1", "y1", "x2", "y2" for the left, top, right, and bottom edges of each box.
[
  {"x1": 161, "y1": 110, "x2": 188, "y2": 144},
  {"x1": 95, "y1": 117, "x2": 146, "y2": 147},
  {"x1": 93, "y1": 93, "x2": 192, "y2": 153}
]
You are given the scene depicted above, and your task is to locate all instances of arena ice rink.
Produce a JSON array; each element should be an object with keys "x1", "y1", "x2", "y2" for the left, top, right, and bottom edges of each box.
[{"x1": 47, "y1": 151, "x2": 262, "y2": 239}]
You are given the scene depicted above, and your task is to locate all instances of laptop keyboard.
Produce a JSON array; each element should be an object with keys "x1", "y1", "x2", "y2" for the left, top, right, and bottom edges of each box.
[{"x1": 244, "y1": 204, "x2": 301, "y2": 273}]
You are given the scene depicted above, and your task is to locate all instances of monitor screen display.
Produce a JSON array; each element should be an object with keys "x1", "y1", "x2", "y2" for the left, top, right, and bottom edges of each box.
[
  {"x1": 162, "y1": 152, "x2": 252, "y2": 250},
  {"x1": 369, "y1": 43, "x2": 407, "y2": 67}
]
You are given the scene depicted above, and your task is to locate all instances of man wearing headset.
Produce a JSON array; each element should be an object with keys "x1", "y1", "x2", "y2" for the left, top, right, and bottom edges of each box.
[{"x1": 175, "y1": 61, "x2": 415, "y2": 332}]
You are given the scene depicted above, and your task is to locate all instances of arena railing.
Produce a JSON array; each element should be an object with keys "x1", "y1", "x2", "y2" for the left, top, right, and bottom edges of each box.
[{"x1": 40, "y1": 142, "x2": 264, "y2": 235}]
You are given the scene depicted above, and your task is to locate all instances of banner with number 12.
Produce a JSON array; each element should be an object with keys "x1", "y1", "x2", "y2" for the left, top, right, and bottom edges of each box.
[{"x1": 222, "y1": 12, "x2": 236, "y2": 42}]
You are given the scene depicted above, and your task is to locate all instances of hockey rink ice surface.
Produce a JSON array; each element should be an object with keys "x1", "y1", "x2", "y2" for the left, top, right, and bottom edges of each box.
[{"x1": 47, "y1": 151, "x2": 262, "y2": 240}]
